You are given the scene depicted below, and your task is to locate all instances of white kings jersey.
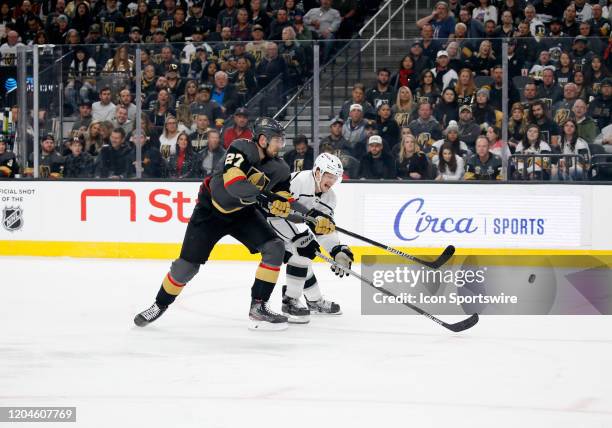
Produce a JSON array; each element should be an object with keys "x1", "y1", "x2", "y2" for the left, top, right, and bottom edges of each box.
[{"x1": 268, "y1": 170, "x2": 341, "y2": 253}]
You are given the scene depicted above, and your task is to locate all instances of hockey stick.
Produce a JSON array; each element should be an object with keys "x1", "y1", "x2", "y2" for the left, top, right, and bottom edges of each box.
[
  {"x1": 259, "y1": 190, "x2": 455, "y2": 269},
  {"x1": 315, "y1": 251, "x2": 479, "y2": 333},
  {"x1": 300, "y1": 211, "x2": 455, "y2": 270}
]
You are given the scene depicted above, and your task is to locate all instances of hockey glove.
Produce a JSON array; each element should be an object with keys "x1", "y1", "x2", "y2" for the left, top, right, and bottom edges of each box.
[
  {"x1": 329, "y1": 245, "x2": 354, "y2": 277},
  {"x1": 268, "y1": 191, "x2": 293, "y2": 217},
  {"x1": 291, "y1": 230, "x2": 320, "y2": 260},
  {"x1": 307, "y1": 209, "x2": 335, "y2": 235}
]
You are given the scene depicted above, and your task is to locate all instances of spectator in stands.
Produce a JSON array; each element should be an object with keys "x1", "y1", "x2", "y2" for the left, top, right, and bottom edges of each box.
[
  {"x1": 414, "y1": 70, "x2": 441, "y2": 106},
  {"x1": 376, "y1": 103, "x2": 400, "y2": 150},
  {"x1": 457, "y1": 105, "x2": 481, "y2": 150},
  {"x1": 434, "y1": 141, "x2": 464, "y2": 180},
  {"x1": 0, "y1": 136, "x2": 19, "y2": 178},
  {"x1": 358, "y1": 135, "x2": 396, "y2": 179},
  {"x1": 433, "y1": 120, "x2": 470, "y2": 160},
  {"x1": 268, "y1": 8, "x2": 291, "y2": 41},
  {"x1": 64, "y1": 46, "x2": 97, "y2": 111},
  {"x1": 85, "y1": 120, "x2": 105, "y2": 157},
  {"x1": 130, "y1": 132, "x2": 165, "y2": 179},
  {"x1": 433, "y1": 88, "x2": 458, "y2": 129},
  {"x1": 408, "y1": 102, "x2": 443, "y2": 143},
  {"x1": 586, "y1": 56, "x2": 610, "y2": 96},
  {"x1": 27, "y1": 134, "x2": 64, "y2": 178},
  {"x1": 159, "y1": 115, "x2": 181, "y2": 160},
  {"x1": 391, "y1": 86, "x2": 415, "y2": 128},
  {"x1": 521, "y1": 81, "x2": 538, "y2": 104},
  {"x1": 321, "y1": 117, "x2": 352, "y2": 155},
  {"x1": 430, "y1": 50, "x2": 458, "y2": 90},
  {"x1": 528, "y1": 100, "x2": 560, "y2": 148},
  {"x1": 92, "y1": 87, "x2": 116, "y2": 122},
  {"x1": 419, "y1": 24, "x2": 441, "y2": 60},
  {"x1": 416, "y1": 1, "x2": 455, "y2": 40},
  {"x1": 191, "y1": 85, "x2": 224, "y2": 127},
  {"x1": 167, "y1": 132, "x2": 198, "y2": 178},
  {"x1": 303, "y1": 0, "x2": 341, "y2": 60},
  {"x1": 71, "y1": 101, "x2": 93, "y2": 136},
  {"x1": 457, "y1": 6, "x2": 485, "y2": 40},
  {"x1": 366, "y1": 68, "x2": 395, "y2": 110},
  {"x1": 515, "y1": 123, "x2": 552, "y2": 180},
  {"x1": 63, "y1": 136, "x2": 94, "y2": 178},
  {"x1": 464, "y1": 135, "x2": 503, "y2": 180},
  {"x1": 279, "y1": 26, "x2": 306, "y2": 92},
  {"x1": 508, "y1": 103, "x2": 527, "y2": 151},
  {"x1": 472, "y1": 0, "x2": 497, "y2": 24},
  {"x1": 339, "y1": 83, "x2": 376, "y2": 121},
  {"x1": 572, "y1": 36, "x2": 595, "y2": 71},
  {"x1": 486, "y1": 125, "x2": 511, "y2": 163},
  {"x1": 589, "y1": 4, "x2": 610, "y2": 41},
  {"x1": 396, "y1": 133, "x2": 429, "y2": 180},
  {"x1": 589, "y1": 78, "x2": 612, "y2": 130},
  {"x1": 216, "y1": 0, "x2": 238, "y2": 32},
  {"x1": 472, "y1": 88, "x2": 499, "y2": 129},
  {"x1": 211, "y1": 70, "x2": 239, "y2": 115},
  {"x1": 283, "y1": 134, "x2": 314, "y2": 172},
  {"x1": 556, "y1": 118, "x2": 590, "y2": 180},
  {"x1": 230, "y1": 8, "x2": 252, "y2": 41},
  {"x1": 342, "y1": 104, "x2": 368, "y2": 150},
  {"x1": 536, "y1": 68, "x2": 563, "y2": 105},
  {"x1": 454, "y1": 68, "x2": 476, "y2": 107},
  {"x1": 112, "y1": 105, "x2": 134, "y2": 134},
  {"x1": 95, "y1": 128, "x2": 132, "y2": 179},
  {"x1": 149, "y1": 88, "x2": 177, "y2": 127},
  {"x1": 178, "y1": 80, "x2": 199, "y2": 108},
  {"x1": 552, "y1": 83, "x2": 579, "y2": 120},
  {"x1": 573, "y1": 99, "x2": 599, "y2": 144},
  {"x1": 408, "y1": 40, "x2": 434, "y2": 79},
  {"x1": 390, "y1": 55, "x2": 417, "y2": 92},
  {"x1": 469, "y1": 40, "x2": 498, "y2": 77},
  {"x1": 249, "y1": 0, "x2": 270, "y2": 30},
  {"x1": 189, "y1": 114, "x2": 213, "y2": 152},
  {"x1": 256, "y1": 41, "x2": 287, "y2": 91},
  {"x1": 118, "y1": 89, "x2": 137, "y2": 122},
  {"x1": 195, "y1": 129, "x2": 225, "y2": 178},
  {"x1": 166, "y1": 64, "x2": 186, "y2": 98},
  {"x1": 222, "y1": 107, "x2": 253, "y2": 149}
]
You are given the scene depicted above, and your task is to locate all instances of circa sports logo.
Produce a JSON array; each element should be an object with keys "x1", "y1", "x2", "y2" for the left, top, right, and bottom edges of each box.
[
  {"x1": 2, "y1": 205, "x2": 24, "y2": 232},
  {"x1": 393, "y1": 198, "x2": 477, "y2": 242}
]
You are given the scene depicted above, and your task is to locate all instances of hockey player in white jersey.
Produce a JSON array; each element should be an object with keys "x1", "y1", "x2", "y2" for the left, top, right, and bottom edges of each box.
[{"x1": 268, "y1": 153, "x2": 354, "y2": 323}]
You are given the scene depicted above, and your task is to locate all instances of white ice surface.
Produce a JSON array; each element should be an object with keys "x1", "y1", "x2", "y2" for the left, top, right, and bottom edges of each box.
[{"x1": 1, "y1": 257, "x2": 611, "y2": 428}]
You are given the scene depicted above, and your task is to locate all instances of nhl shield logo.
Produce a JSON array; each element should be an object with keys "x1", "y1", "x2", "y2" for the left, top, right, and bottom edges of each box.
[{"x1": 2, "y1": 206, "x2": 23, "y2": 232}]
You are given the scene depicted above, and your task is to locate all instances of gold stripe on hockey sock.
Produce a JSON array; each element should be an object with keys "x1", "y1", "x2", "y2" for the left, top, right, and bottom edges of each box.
[
  {"x1": 162, "y1": 273, "x2": 185, "y2": 296},
  {"x1": 255, "y1": 263, "x2": 280, "y2": 284}
]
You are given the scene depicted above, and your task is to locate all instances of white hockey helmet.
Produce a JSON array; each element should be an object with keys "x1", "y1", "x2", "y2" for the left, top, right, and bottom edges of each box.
[{"x1": 313, "y1": 152, "x2": 344, "y2": 184}]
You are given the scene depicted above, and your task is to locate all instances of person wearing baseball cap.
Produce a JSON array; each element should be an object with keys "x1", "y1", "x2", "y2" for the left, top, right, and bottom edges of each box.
[
  {"x1": 342, "y1": 102, "x2": 369, "y2": 150},
  {"x1": 222, "y1": 107, "x2": 253, "y2": 149},
  {"x1": 27, "y1": 133, "x2": 64, "y2": 178},
  {"x1": 432, "y1": 49, "x2": 458, "y2": 90},
  {"x1": 457, "y1": 104, "x2": 481, "y2": 148},
  {"x1": 358, "y1": 134, "x2": 396, "y2": 179},
  {"x1": 321, "y1": 117, "x2": 350, "y2": 154},
  {"x1": 588, "y1": 77, "x2": 612, "y2": 130}
]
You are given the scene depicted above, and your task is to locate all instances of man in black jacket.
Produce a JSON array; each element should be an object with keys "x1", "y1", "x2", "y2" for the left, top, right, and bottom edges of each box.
[
  {"x1": 96, "y1": 128, "x2": 133, "y2": 179},
  {"x1": 358, "y1": 135, "x2": 396, "y2": 179},
  {"x1": 283, "y1": 135, "x2": 314, "y2": 172}
]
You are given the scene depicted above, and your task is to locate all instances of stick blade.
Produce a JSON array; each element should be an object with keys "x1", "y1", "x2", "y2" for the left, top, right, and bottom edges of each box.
[
  {"x1": 444, "y1": 313, "x2": 479, "y2": 332},
  {"x1": 427, "y1": 245, "x2": 456, "y2": 269}
]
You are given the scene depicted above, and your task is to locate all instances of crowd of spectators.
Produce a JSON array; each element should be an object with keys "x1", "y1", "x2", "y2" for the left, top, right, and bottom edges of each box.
[
  {"x1": 305, "y1": 0, "x2": 612, "y2": 181},
  {"x1": 1, "y1": 0, "x2": 612, "y2": 181}
]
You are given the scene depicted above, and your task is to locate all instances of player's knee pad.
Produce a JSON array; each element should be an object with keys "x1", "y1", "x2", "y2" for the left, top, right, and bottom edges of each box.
[
  {"x1": 170, "y1": 258, "x2": 200, "y2": 284},
  {"x1": 287, "y1": 253, "x2": 312, "y2": 270},
  {"x1": 259, "y1": 237, "x2": 285, "y2": 266},
  {"x1": 304, "y1": 273, "x2": 318, "y2": 289}
]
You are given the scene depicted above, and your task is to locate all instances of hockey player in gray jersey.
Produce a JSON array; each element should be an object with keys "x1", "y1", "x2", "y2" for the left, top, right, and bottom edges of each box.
[{"x1": 268, "y1": 153, "x2": 354, "y2": 323}]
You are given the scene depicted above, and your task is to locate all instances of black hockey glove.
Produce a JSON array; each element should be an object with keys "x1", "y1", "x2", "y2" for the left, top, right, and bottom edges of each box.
[
  {"x1": 291, "y1": 230, "x2": 320, "y2": 260},
  {"x1": 329, "y1": 245, "x2": 354, "y2": 277}
]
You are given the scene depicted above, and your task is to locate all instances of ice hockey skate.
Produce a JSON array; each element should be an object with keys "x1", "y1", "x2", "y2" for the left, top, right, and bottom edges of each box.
[{"x1": 249, "y1": 299, "x2": 289, "y2": 331}]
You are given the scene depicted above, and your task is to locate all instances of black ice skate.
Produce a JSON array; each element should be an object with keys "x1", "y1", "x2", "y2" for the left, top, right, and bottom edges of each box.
[
  {"x1": 134, "y1": 302, "x2": 168, "y2": 327},
  {"x1": 305, "y1": 297, "x2": 342, "y2": 315},
  {"x1": 249, "y1": 299, "x2": 288, "y2": 331},
  {"x1": 282, "y1": 295, "x2": 311, "y2": 324}
]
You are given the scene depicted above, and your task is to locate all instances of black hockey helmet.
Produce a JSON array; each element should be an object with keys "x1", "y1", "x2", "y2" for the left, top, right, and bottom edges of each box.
[{"x1": 253, "y1": 117, "x2": 285, "y2": 143}]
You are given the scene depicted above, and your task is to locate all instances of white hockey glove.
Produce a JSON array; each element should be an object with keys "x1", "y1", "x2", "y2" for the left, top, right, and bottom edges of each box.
[{"x1": 329, "y1": 245, "x2": 354, "y2": 277}]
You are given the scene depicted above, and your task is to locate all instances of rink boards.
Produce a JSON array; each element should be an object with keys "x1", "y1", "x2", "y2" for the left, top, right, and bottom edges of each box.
[{"x1": 1, "y1": 181, "x2": 612, "y2": 260}]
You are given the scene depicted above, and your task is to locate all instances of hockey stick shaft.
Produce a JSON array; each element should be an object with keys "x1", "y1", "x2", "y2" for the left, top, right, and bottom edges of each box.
[{"x1": 315, "y1": 251, "x2": 479, "y2": 333}]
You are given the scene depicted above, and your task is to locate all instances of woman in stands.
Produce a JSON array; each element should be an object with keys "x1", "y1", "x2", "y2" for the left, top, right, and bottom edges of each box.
[
  {"x1": 445, "y1": 41, "x2": 463, "y2": 73},
  {"x1": 586, "y1": 56, "x2": 610, "y2": 98},
  {"x1": 159, "y1": 116, "x2": 182, "y2": 161},
  {"x1": 145, "y1": 14, "x2": 162, "y2": 42},
  {"x1": 149, "y1": 89, "x2": 177, "y2": 128},
  {"x1": 102, "y1": 45, "x2": 134, "y2": 75},
  {"x1": 515, "y1": 123, "x2": 552, "y2": 180},
  {"x1": 556, "y1": 118, "x2": 591, "y2": 180},
  {"x1": 390, "y1": 55, "x2": 417, "y2": 92},
  {"x1": 85, "y1": 120, "x2": 105, "y2": 157},
  {"x1": 434, "y1": 87, "x2": 459, "y2": 128},
  {"x1": 468, "y1": 40, "x2": 498, "y2": 76},
  {"x1": 434, "y1": 142, "x2": 465, "y2": 181},
  {"x1": 555, "y1": 52, "x2": 574, "y2": 87},
  {"x1": 177, "y1": 80, "x2": 199, "y2": 107},
  {"x1": 130, "y1": 1, "x2": 152, "y2": 37},
  {"x1": 376, "y1": 103, "x2": 400, "y2": 149},
  {"x1": 71, "y1": 1, "x2": 93, "y2": 41},
  {"x1": 167, "y1": 132, "x2": 199, "y2": 178},
  {"x1": 454, "y1": 68, "x2": 476, "y2": 106},
  {"x1": 391, "y1": 86, "x2": 414, "y2": 127},
  {"x1": 414, "y1": 70, "x2": 440, "y2": 106},
  {"x1": 202, "y1": 61, "x2": 219, "y2": 85},
  {"x1": 572, "y1": 71, "x2": 589, "y2": 100},
  {"x1": 231, "y1": 57, "x2": 257, "y2": 104},
  {"x1": 508, "y1": 103, "x2": 526, "y2": 152},
  {"x1": 472, "y1": 0, "x2": 498, "y2": 23},
  {"x1": 396, "y1": 134, "x2": 429, "y2": 180},
  {"x1": 486, "y1": 125, "x2": 511, "y2": 162}
]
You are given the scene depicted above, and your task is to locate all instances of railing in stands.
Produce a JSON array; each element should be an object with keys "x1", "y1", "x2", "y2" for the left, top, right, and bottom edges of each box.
[{"x1": 508, "y1": 154, "x2": 590, "y2": 181}]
